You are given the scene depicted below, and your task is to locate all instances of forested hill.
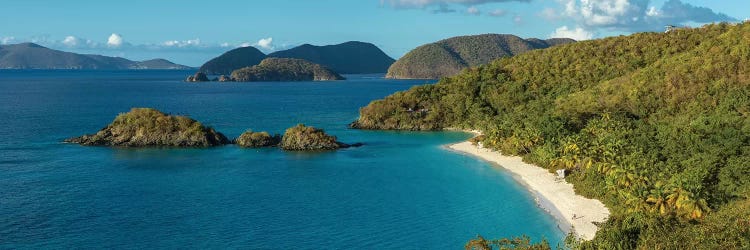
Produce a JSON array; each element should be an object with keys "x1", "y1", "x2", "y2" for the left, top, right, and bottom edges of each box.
[
  {"x1": 267, "y1": 41, "x2": 395, "y2": 74},
  {"x1": 385, "y1": 34, "x2": 575, "y2": 79},
  {"x1": 199, "y1": 41, "x2": 395, "y2": 75},
  {"x1": 354, "y1": 22, "x2": 750, "y2": 249},
  {"x1": 198, "y1": 46, "x2": 267, "y2": 75}
]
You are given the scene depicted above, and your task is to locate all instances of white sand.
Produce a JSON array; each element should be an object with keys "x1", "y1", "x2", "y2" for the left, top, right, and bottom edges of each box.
[{"x1": 448, "y1": 141, "x2": 610, "y2": 241}]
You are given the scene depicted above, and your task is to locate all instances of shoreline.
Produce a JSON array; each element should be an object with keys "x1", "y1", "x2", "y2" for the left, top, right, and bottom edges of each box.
[{"x1": 446, "y1": 139, "x2": 610, "y2": 241}]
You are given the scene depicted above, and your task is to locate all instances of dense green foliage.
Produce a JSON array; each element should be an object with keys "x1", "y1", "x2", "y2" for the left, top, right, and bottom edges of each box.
[
  {"x1": 385, "y1": 34, "x2": 575, "y2": 79},
  {"x1": 354, "y1": 23, "x2": 750, "y2": 248},
  {"x1": 65, "y1": 108, "x2": 229, "y2": 147},
  {"x1": 268, "y1": 41, "x2": 395, "y2": 74},
  {"x1": 199, "y1": 46, "x2": 267, "y2": 75},
  {"x1": 280, "y1": 124, "x2": 343, "y2": 151},
  {"x1": 234, "y1": 130, "x2": 281, "y2": 148},
  {"x1": 231, "y1": 58, "x2": 345, "y2": 82},
  {"x1": 465, "y1": 235, "x2": 552, "y2": 250}
]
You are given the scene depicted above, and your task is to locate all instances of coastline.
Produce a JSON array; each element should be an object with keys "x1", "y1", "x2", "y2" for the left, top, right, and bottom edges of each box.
[{"x1": 446, "y1": 139, "x2": 610, "y2": 241}]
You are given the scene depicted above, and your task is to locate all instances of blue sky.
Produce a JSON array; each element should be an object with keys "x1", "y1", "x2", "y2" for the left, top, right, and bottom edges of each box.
[{"x1": 0, "y1": 0, "x2": 744, "y2": 66}]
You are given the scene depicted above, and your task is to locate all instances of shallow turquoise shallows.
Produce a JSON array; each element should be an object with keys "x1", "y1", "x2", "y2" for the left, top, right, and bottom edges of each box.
[{"x1": 0, "y1": 70, "x2": 564, "y2": 249}]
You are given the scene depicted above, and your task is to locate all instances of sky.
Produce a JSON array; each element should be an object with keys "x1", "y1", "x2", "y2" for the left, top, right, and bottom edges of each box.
[{"x1": 0, "y1": 0, "x2": 745, "y2": 66}]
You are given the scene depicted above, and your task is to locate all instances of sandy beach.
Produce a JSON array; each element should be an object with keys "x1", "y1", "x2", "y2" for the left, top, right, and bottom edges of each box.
[{"x1": 448, "y1": 141, "x2": 610, "y2": 241}]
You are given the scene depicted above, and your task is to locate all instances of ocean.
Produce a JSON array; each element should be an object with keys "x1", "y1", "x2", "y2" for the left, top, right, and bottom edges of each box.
[{"x1": 0, "y1": 70, "x2": 564, "y2": 249}]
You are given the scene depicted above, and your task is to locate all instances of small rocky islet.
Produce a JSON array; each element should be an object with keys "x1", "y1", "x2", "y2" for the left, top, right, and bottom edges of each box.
[
  {"x1": 234, "y1": 130, "x2": 281, "y2": 148},
  {"x1": 66, "y1": 108, "x2": 359, "y2": 151}
]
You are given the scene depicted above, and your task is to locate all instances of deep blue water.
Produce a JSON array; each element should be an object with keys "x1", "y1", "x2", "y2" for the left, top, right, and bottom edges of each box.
[{"x1": 0, "y1": 70, "x2": 564, "y2": 249}]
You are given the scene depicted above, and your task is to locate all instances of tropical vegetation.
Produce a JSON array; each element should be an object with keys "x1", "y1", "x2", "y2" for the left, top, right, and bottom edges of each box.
[
  {"x1": 280, "y1": 124, "x2": 346, "y2": 151},
  {"x1": 353, "y1": 22, "x2": 750, "y2": 249},
  {"x1": 235, "y1": 130, "x2": 281, "y2": 148},
  {"x1": 65, "y1": 108, "x2": 229, "y2": 147},
  {"x1": 231, "y1": 58, "x2": 345, "y2": 82}
]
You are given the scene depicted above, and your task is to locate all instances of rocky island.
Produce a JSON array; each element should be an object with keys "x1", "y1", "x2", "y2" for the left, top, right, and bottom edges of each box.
[
  {"x1": 185, "y1": 72, "x2": 210, "y2": 82},
  {"x1": 234, "y1": 130, "x2": 281, "y2": 148},
  {"x1": 65, "y1": 108, "x2": 229, "y2": 147},
  {"x1": 279, "y1": 124, "x2": 356, "y2": 151},
  {"x1": 230, "y1": 58, "x2": 345, "y2": 82}
]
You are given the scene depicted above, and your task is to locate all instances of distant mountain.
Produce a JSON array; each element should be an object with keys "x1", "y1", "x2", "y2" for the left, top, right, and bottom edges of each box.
[
  {"x1": 197, "y1": 41, "x2": 395, "y2": 75},
  {"x1": 386, "y1": 34, "x2": 576, "y2": 79},
  {"x1": 132, "y1": 59, "x2": 192, "y2": 70},
  {"x1": 267, "y1": 41, "x2": 395, "y2": 74},
  {"x1": 230, "y1": 58, "x2": 345, "y2": 82},
  {"x1": 0, "y1": 43, "x2": 191, "y2": 70},
  {"x1": 198, "y1": 46, "x2": 267, "y2": 75}
]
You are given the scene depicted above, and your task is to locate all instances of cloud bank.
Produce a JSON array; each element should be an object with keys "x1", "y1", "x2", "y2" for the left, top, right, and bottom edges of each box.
[
  {"x1": 550, "y1": 26, "x2": 593, "y2": 40},
  {"x1": 547, "y1": 0, "x2": 737, "y2": 40}
]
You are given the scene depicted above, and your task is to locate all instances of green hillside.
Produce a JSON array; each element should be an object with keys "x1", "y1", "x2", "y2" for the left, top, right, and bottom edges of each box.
[
  {"x1": 198, "y1": 46, "x2": 267, "y2": 75},
  {"x1": 354, "y1": 23, "x2": 750, "y2": 249},
  {"x1": 198, "y1": 41, "x2": 394, "y2": 75},
  {"x1": 268, "y1": 41, "x2": 395, "y2": 74},
  {"x1": 385, "y1": 34, "x2": 575, "y2": 79}
]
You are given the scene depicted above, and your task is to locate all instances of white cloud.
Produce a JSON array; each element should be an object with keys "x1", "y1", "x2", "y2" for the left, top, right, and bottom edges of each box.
[
  {"x1": 553, "y1": 0, "x2": 736, "y2": 32},
  {"x1": 467, "y1": 6, "x2": 480, "y2": 15},
  {"x1": 163, "y1": 38, "x2": 201, "y2": 48},
  {"x1": 1, "y1": 36, "x2": 16, "y2": 45},
  {"x1": 513, "y1": 14, "x2": 523, "y2": 24},
  {"x1": 239, "y1": 42, "x2": 252, "y2": 48},
  {"x1": 550, "y1": 25, "x2": 594, "y2": 40},
  {"x1": 107, "y1": 33, "x2": 123, "y2": 47},
  {"x1": 254, "y1": 37, "x2": 274, "y2": 50},
  {"x1": 488, "y1": 9, "x2": 507, "y2": 17},
  {"x1": 62, "y1": 36, "x2": 79, "y2": 47}
]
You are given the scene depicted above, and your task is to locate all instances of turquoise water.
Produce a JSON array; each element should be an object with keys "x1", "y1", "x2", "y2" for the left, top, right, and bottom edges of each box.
[{"x1": 0, "y1": 70, "x2": 564, "y2": 249}]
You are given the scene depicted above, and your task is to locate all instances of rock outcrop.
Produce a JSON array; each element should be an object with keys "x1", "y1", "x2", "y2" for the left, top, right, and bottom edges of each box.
[{"x1": 186, "y1": 72, "x2": 210, "y2": 82}]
